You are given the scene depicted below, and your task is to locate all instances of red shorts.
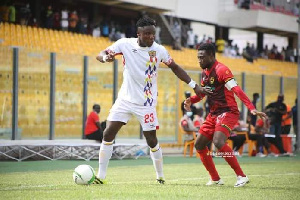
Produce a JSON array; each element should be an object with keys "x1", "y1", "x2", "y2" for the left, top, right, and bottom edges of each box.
[{"x1": 199, "y1": 111, "x2": 239, "y2": 140}]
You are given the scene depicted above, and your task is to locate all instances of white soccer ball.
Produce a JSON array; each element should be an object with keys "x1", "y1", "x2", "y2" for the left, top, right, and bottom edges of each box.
[{"x1": 73, "y1": 164, "x2": 95, "y2": 185}]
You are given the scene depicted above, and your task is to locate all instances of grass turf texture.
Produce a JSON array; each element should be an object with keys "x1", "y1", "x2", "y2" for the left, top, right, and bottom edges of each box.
[{"x1": 0, "y1": 155, "x2": 300, "y2": 200}]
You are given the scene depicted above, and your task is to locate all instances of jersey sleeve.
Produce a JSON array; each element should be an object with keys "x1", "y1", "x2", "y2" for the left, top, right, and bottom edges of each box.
[
  {"x1": 160, "y1": 46, "x2": 174, "y2": 66},
  {"x1": 231, "y1": 86, "x2": 255, "y2": 111},
  {"x1": 217, "y1": 65, "x2": 234, "y2": 83},
  {"x1": 190, "y1": 95, "x2": 203, "y2": 103},
  {"x1": 105, "y1": 38, "x2": 126, "y2": 54}
]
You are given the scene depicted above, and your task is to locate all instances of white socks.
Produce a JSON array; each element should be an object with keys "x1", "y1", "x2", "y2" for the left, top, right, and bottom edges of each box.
[
  {"x1": 97, "y1": 141, "x2": 164, "y2": 180},
  {"x1": 150, "y1": 143, "x2": 164, "y2": 179},
  {"x1": 97, "y1": 141, "x2": 114, "y2": 179}
]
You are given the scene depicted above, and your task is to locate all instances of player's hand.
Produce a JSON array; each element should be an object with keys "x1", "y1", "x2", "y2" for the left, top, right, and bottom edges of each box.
[
  {"x1": 251, "y1": 109, "x2": 268, "y2": 119},
  {"x1": 198, "y1": 86, "x2": 213, "y2": 95},
  {"x1": 184, "y1": 98, "x2": 191, "y2": 111},
  {"x1": 106, "y1": 52, "x2": 115, "y2": 62}
]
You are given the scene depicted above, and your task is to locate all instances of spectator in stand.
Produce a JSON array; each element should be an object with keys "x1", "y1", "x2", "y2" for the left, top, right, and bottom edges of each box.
[
  {"x1": 250, "y1": 43, "x2": 259, "y2": 59},
  {"x1": 269, "y1": 44, "x2": 278, "y2": 60},
  {"x1": 261, "y1": 45, "x2": 270, "y2": 59},
  {"x1": 187, "y1": 28, "x2": 195, "y2": 49},
  {"x1": 8, "y1": 1, "x2": 15, "y2": 24},
  {"x1": 216, "y1": 37, "x2": 226, "y2": 53},
  {"x1": 224, "y1": 41, "x2": 238, "y2": 58},
  {"x1": 265, "y1": 94, "x2": 288, "y2": 155},
  {"x1": 69, "y1": 11, "x2": 79, "y2": 33},
  {"x1": 84, "y1": 104, "x2": 104, "y2": 142},
  {"x1": 240, "y1": 0, "x2": 250, "y2": 9},
  {"x1": 234, "y1": 44, "x2": 240, "y2": 56},
  {"x1": 78, "y1": 15, "x2": 88, "y2": 34},
  {"x1": 285, "y1": 46, "x2": 294, "y2": 62},
  {"x1": 172, "y1": 21, "x2": 181, "y2": 48},
  {"x1": 280, "y1": 47, "x2": 286, "y2": 61},
  {"x1": 61, "y1": 8, "x2": 69, "y2": 31},
  {"x1": 53, "y1": 10, "x2": 60, "y2": 30},
  {"x1": 194, "y1": 34, "x2": 199, "y2": 49},
  {"x1": 292, "y1": 98, "x2": 298, "y2": 150},
  {"x1": 206, "y1": 37, "x2": 213, "y2": 44},
  {"x1": 293, "y1": 3, "x2": 299, "y2": 16},
  {"x1": 265, "y1": 0, "x2": 273, "y2": 8},
  {"x1": 200, "y1": 34, "x2": 206, "y2": 45},
  {"x1": 45, "y1": 5, "x2": 53, "y2": 29},
  {"x1": 20, "y1": 3, "x2": 31, "y2": 25},
  {"x1": 281, "y1": 104, "x2": 292, "y2": 135},
  {"x1": 242, "y1": 42, "x2": 254, "y2": 63},
  {"x1": 101, "y1": 21, "x2": 109, "y2": 37},
  {"x1": 0, "y1": 2, "x2": 9, "y2": 22},
  {"x1": 92, "y1": 25, "x2": 101, "y2": 37}
]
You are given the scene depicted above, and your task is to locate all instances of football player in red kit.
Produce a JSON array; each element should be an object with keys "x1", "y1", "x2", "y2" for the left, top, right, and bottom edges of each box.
[{"x1": 184, "y1": 43, "x2": 267, "y2": 187}]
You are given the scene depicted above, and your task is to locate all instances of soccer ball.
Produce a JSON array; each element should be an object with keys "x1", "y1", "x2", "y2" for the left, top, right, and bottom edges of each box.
[{"x1": 73, "y1": 164, "x2": 95, "y2": 185}]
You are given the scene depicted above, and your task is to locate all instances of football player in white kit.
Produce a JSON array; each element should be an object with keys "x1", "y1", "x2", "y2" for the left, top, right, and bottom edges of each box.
[{"x1": 94, "y1": 16, "x2": 209, "y2": 184}]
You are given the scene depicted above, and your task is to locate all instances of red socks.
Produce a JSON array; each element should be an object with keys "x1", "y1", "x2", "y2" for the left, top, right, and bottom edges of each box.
[
  {"x1": 218, "y1": 144, "x2": 246, "y2": 177},
  {"x1": 197, "y1": 147, "x2": 220, "y2": 181}
]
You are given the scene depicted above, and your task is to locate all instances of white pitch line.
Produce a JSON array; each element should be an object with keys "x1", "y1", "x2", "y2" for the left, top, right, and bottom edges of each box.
[{"x1": 0, "y1": 184, "x2": 70, "y2": 191}]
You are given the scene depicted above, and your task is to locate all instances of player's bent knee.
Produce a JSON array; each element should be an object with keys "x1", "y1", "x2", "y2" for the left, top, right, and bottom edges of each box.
[{"x1": 213, "y1": 140, "x2": 225, "y2": 150}]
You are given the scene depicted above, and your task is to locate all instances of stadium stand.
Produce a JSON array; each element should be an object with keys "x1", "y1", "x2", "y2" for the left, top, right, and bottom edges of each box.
[{"x1": 0, "y1": 22, "x2": 297, "y2": 76}]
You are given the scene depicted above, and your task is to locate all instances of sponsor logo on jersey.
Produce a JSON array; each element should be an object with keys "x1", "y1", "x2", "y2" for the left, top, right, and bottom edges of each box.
[
  {"x1": 148, "y1": 50, "x2": 156, "y2": 58},
  {"x1": 132, "y1": 49, "x2": 137, "y2": 53},
  {"x1": 149, "y1": 124, "x2": 155, "y2": 128},
  {"x1": 210, "y1": 77, "x2": 215, "y2": 84}
]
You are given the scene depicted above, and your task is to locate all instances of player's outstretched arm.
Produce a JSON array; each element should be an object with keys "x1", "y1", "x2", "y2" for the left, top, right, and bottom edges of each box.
[
  {"x1": 250, "y1": 109, "x2": 268, "y2": 119},
  {"x1": 231, "y1": 85, "x2": 267, "y2": 119},
  {"x1": 167, "y1": 61, "x2": 212, "y2": 96},
  {"x1": 96, "y1": 50, "x2": 115, "y2": 63}
]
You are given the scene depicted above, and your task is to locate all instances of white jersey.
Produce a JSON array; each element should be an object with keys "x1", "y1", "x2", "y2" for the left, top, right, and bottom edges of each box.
[{"x1": 105, "y1": 38, "x2": 173, "y2": 107}]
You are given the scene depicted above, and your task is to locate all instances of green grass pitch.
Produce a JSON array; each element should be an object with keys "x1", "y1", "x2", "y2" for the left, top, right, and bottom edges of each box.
[{"x1": 1, "y1": 155, "x2": 300, "y2": 200}]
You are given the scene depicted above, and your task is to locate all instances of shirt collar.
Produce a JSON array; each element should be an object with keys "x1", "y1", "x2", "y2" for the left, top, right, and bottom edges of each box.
[{"x1": 205, "y1": 60, "x2": 218, "y2": 74}]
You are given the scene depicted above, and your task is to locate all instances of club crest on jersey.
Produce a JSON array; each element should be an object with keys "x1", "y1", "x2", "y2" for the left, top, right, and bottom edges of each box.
[
  {"x1": 148, "y1": 51, "x2": 156, "y2": 58},
  {"x1": 210, "y1": 77, "x2": 215, "y2": 84}
]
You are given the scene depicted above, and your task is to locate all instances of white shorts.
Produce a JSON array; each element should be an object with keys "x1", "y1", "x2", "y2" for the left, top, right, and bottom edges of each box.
[{"x1": 107, "y1": 98, "x2": 159, "y2": 131}]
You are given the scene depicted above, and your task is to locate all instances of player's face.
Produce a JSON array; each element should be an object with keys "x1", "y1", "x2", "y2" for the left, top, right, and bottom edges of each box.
[
  {"x1": 94, "y1": 107, "x2": 100, "y2": 114},
  {"x1": 197, "y1": 50, "x2": 214, "y2": 69},
  {"x1": 137, "y1": 25, "x2": 156, "y2": 47}
]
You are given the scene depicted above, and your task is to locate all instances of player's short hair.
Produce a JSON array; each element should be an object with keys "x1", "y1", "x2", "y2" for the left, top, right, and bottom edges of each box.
[
  {"x1": 136, "y1": 16, "x2": 156, "y2": 28},
  {"x1": 93, "y1": 104, "x2": 100, "y2": 110},
  {"x1": 198, "y1": 43, "x2": 215, "y2": 57}
]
